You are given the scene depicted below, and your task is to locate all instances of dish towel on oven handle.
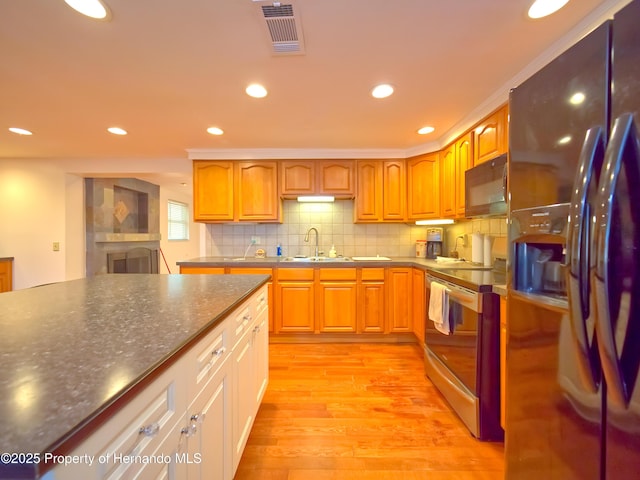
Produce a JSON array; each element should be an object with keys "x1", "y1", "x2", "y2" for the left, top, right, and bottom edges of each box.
[{"x1": 429, "y1": 281, "x2": 451, "y2": 335}]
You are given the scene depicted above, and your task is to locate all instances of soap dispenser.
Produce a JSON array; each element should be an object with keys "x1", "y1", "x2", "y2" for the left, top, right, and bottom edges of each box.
[{"x1": 329, "y1": 245, "x2": 337, "y2": 258}]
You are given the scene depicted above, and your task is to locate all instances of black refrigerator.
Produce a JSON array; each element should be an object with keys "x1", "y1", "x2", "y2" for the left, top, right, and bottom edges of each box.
[{"x1": 506, "y1": 1, "x2": 640, "y2": 479}]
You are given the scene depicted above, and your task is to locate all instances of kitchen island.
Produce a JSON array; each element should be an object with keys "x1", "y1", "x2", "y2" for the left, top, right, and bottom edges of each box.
[{"x1": 0, "y1": 273, "x2": 270, "y2": 480}]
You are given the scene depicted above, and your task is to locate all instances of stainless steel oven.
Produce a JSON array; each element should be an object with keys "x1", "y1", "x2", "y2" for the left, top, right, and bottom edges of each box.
[{"x1": 424, "y1": 272, "x2": 503, "y2": 441}]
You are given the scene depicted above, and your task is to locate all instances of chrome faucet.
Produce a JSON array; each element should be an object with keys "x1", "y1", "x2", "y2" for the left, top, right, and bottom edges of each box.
[{"x1": 304, "y1": 227, "x2": 319, "y2": 258}]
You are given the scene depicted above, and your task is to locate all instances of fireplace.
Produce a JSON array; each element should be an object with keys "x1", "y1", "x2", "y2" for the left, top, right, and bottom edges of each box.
[
  {"x1": 85, "y1": 178, "x2": 161, "y2": 276},
  {"x1": 107, "y1": 248, "x2": 159, "y2": 274}
]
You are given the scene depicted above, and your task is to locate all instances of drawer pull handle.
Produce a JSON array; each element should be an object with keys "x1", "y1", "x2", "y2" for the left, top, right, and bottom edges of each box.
[
  {"x1": 253, "y1": 325, "x2": 261, "y2": 334},
  {"x1": 139, "y1": 423, "x2": 160, "y2": 437},
  {"x1": 212, "y1": 346, "x2": 226, "y2": 357}
]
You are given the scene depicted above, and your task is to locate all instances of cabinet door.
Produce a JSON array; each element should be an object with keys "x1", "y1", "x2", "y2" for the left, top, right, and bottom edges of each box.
[
  {"x1": 412, "y1": 268, "x2": 426, "y2": 345},
  {"x1": 355, "y1": 160, "x2": 382, "y2": 222},
  {"x1": 387, "y1": 268, "x2": 413, "y2": 332},
  {"x1": 317, "y1": 160, "x2": 355, "y2": 197},
  {"x1": 187, "y1": 360, "x2": 232, "y2": 480},
  {"x1": 193, "y1": 161, "x2": 235, "y2": 222},
  {"x1": 232, "y1": 327, "x2": 255, "y2": 473},
  {"x1": 253, "y1": 310, "x2": 269, "y2": 408},
  {"x1": 280, "y1": 161, "x2": 315, "y2": 196},
  {"x1": 474, "y1": 105, "x2": 508, "y2": 165},
  {"x1": 317, "y1": 281, "x2": 357, "y2": 333},
  {"x1": 276, "y1": 281, "x2": 315, "y2": 332},
  {"x1": 236, "y1": 162, "x2": 280, "y2": 222},
  {"x1": 382, "y1": 160, "x2": 406, "y2": 221},
  {"x1": 440, "y1": 144, "x2": 456, "y2": 218},
  {"x1": 0, "y1": 259, "x2": 12, "y2": 293},
  {"x1": 358, "y1": 268, "x2": 386, "y2": 333},
  {"x1": 407, "y1": 153, "x2": 440, "y2": 220},
  {"x1": 455, "y1": 133, "x2": 473, "y2": 218}
]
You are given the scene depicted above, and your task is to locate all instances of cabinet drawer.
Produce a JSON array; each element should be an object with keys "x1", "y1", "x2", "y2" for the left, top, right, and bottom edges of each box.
[
  {"x1": 319, "y1": 268, "x2": 357, "y2": 281},
  {"x1": 188, "y1": 322, "x2": 230, "y2": 397},
  {"x1": 277, "y1": 268, "x2": 314, "y2": 281},
  {"x1": 361, "y1": 268, "x2": 385, "y2": 281},
  {"x1": 180, "y1": 266, "x2": 226, "y2": 274},
  {"x1": 55, "y1": 361, "x2": 187, "y2": 480},
  {"x1": 254, "y1": 285, "x2": 269, "y2": 317}
]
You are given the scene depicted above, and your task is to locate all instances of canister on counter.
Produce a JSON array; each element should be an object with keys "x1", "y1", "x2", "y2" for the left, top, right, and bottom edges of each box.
[{"x1": 416, "y1": 240, "x2": 427, "y2": 258}]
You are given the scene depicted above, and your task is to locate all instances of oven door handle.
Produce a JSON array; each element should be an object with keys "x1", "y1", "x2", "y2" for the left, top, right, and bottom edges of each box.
[{"x1": 427, "y1": 276, "x2": 480, "y2": 313}]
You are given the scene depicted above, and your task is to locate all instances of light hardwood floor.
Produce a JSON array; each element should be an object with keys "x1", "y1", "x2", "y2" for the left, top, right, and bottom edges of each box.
[{"x1": 235, "y1": 342, "x2": 504, "y2": 479}]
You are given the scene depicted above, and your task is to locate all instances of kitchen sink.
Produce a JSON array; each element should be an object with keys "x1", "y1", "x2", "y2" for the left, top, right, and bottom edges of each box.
[
  {"x1": 351, "y1": 256, "x2": 392, "y2": 261},
  {"x1": 281, "y1": 256, "x2": 352, "y2": 262}
]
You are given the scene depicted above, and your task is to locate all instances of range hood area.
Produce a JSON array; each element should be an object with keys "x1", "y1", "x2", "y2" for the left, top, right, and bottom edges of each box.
[{"x1": 85, "y1": 178, "x2": 161, "y2": 276}]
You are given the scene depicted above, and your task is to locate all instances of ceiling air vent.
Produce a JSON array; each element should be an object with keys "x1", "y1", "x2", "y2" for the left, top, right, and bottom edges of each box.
[{"x1": 256, "y1": 2, "x2": 306, "y2": 55}]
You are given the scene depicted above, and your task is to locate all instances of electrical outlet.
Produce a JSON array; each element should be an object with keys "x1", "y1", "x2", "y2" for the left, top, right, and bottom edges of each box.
[
  {"x1": 53, "y1": 242, "x2": 60, "y2": 251},
  {"x1": 251, "y1": 236, "x2": 260, "y2": 245}
]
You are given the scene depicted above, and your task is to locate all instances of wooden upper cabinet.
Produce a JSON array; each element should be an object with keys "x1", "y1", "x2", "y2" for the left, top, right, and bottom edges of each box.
[
  {"x1": 355, "y1": 160, "x2": 406, "y2": 223},
  {"x1": 236, "y1": 161, "x2": 280, "y2": 222},
  {"x1": 193, "y1": 160, "x2": 280, "y2": 223},
  {"x1": 355, "y1": 160, "x2": 383, "y2": 222},
  {"x1": 455, "y1": 132, "x2": 473, "y2": 218},
  {"x1": 474, "y1": 105, "x2": 508, "y2": 165},
  {"x1": 407, "y1": 152, "x2": 440, "y2": 220},
  {"x1": 318, "y1": 160, "x2": 355, "y2": 196},
  {"x1": 280, "y1": 161, "x2": 314, "y2": 195},
  {"x1": 193, "y1": 160, "x2": 235, "y2": 222},
  {"x1": 280, "y1": 160, "x2": 355, "y2": 198},
  {"x1": 382, "y1": 161, "x2": 406, "y2": 221},
  {"x1": 440, "y1": 144, "x2": 456, "y2": 218}
]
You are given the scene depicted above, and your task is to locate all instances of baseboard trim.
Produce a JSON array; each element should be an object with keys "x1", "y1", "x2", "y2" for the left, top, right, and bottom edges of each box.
[{"x1": 268, "y1": 332, "x2": 419, "y2": 344}]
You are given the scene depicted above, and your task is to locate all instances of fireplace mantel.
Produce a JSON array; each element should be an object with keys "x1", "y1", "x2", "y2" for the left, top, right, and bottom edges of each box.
[{"x1": 94, "y1": 233, "x2": 162, "y2": 243}]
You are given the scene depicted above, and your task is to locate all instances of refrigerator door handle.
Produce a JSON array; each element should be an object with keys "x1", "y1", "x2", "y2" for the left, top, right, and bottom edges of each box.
[
  {"x1": 593, "y1": 113, "x2": 640, "y2": 407},
  {"x1": 502, "y1": 162, "x2": 508, "y2": 202},
  {"x1": 566, "y1": 126, "x2": 604, "y2": 390}
]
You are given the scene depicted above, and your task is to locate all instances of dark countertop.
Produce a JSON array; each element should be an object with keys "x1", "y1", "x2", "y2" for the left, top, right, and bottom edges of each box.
[
  {"x1": 0, "y1": 257, "x2": 14, "y2": 261},
  {"x1": 177, "y1": 255, "x2": 485, "y2": 270},
  {"x1": 0, "y1": 273, "x2": 269, "y2": 479}
]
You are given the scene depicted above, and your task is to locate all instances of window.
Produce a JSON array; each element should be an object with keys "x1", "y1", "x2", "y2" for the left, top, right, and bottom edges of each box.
[{"x1": 168, "y1": 200, "x2": 189, "y2": 240}]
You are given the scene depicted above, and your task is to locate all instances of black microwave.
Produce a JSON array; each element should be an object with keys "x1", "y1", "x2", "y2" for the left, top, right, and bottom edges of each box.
[{"x1": 465, "y1": 154, "x2": 507, "y2": 218}]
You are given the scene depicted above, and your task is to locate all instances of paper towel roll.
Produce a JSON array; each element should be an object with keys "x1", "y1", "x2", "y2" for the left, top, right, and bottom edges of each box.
[
  {"x1": 483, "y1": 235, "x2": 494, "y2": 267},
  {"x1": 472, "y1": 232, "x2": 484, "y2": 264}
]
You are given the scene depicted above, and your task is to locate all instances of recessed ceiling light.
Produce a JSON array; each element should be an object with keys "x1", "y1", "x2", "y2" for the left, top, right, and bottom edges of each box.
[
  {"x1": 557, "y1": 135, "x2": 572, "y2": 145},
  {"x1": 371, "y1": 84, "x2": 394, "y2": 99},
  {"x1": 8, "y1": 127, "x2": 33, "y2": 135},
  {"x1": 64, "y1": 0, "x2": 110, "y2": 20},
  {"x1": 528, "y1": 0, "x2": 569, "y2": 19},
  {"x1": 569, "y1": 92, "x2": 585, "y2": 105},
  {"x1": 107, "y1": 127, "x2": 127, "y2": 135},
  {"x1": 207, "y1": 127, "x2": 224, "y2": 135},
  {"x1": 417, "y1": 126, "x2": 435, "y2": 135},
  {"x1": 246, "y1": 84, "x2": 268, "y2": 98}
]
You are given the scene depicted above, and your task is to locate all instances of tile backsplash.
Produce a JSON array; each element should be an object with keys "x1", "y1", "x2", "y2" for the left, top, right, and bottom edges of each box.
[
  {"x1": 443, "y1": 217, "x2": 508, "y2": 261},
  {"x1": 204, "y1": 200, "x2": 508, "y2": 260},
  {"x1": 205, "y1": 201, "x2": 429, "y2": 258}
]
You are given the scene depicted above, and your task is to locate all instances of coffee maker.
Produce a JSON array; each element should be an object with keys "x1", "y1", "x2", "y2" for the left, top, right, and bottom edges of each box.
[{"x1": 426, "y1": 228, "x2": 444, "y2": 259}]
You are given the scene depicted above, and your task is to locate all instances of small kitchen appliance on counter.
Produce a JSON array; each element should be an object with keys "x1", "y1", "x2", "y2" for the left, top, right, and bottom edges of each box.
[{"x1": 426, "y1": 228, "x2": 443, "y2": 259}]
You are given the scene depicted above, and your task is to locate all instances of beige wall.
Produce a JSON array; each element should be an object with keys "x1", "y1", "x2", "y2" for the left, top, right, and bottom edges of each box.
[{"x1": 0, "y1": 159, "x2": 200, "y2": 289}]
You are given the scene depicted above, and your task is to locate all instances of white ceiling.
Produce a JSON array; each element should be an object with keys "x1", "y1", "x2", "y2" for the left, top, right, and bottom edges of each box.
[{"x1": 0, "y1": 0, "x2": 627, "y2": 190}]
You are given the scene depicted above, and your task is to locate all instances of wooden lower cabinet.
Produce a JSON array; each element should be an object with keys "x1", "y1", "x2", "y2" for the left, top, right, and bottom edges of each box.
[
  {"x1": 412, "y1": 268, "x2": 426, "y2": 345},
  {"x1": 358, "y1": 268, "x2": 386, "y2": 333},
  {"x1": 275, "y1": 268, "x2": 315, "y2": 333},
  {"x1": 387, "y1": 268, "x2": 413, "y2": 333},
  {"x1": 317, "y1": 268, "x2": 357, "y2": 333},
  {"x1": 0, "y1": 258, "x2": 13, "y2": 292},
  {"x1": 180, "y1": 266, "x2": 225, "y2": 274}
]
